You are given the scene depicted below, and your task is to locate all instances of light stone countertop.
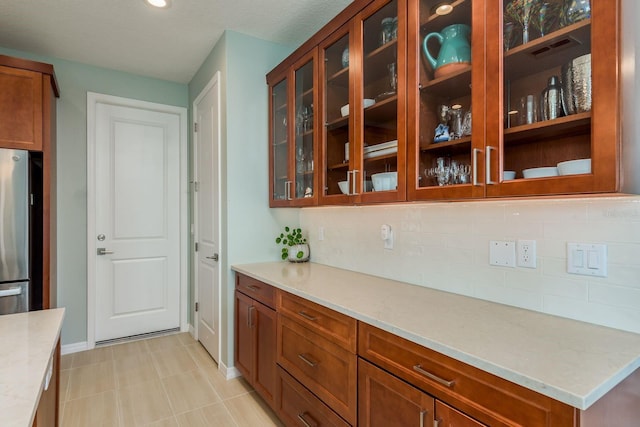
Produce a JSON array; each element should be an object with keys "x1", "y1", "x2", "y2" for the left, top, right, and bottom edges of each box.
[
  {"x1": 231, "y1": 262, "x2": 640, "y2": 410},
  {"x1": 0, "y1": 308, "x2": 65, "y2": 427}
]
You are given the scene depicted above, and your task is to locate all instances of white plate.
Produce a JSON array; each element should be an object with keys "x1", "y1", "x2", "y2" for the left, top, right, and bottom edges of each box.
[{"x1": 522, "y1": 167, "x2": 558, "y2": 179}]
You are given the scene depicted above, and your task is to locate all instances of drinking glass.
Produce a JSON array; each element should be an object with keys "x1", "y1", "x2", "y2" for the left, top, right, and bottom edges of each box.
[{"x1": 506, "y1": 0, "x2": 536, "y2": 44}]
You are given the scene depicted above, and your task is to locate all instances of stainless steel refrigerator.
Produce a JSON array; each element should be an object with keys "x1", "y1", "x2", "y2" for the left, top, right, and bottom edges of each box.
[{"x1": 0, "y1": 148, "x2": 30, "y2": 314}]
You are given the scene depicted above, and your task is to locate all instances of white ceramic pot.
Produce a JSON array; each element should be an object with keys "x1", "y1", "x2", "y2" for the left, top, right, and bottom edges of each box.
[{"x1": 288, "y1": 244, "x2": 310, "y2": 263}]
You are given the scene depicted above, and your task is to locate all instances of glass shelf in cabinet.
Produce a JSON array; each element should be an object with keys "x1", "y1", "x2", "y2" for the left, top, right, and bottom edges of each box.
[
  {"x1": 504, "y1": 111, "x2": 590, "y2": 145},
  {"x1": 420, "y1": 65, "x2": 471, "y2": 99},
  {"x1": 504, "y1": 20, "x2": 591, "y2": 81},
  {"x1": 274, "y1": 139, "x2": 288, "y2": 147}
]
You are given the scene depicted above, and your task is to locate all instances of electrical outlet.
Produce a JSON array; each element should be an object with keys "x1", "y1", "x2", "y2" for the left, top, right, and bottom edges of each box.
[
  {"x1": 517, "y1": 239, "x2": 537, "y2": 268},
  {"x1": 318, "y1": 226, "x2": 325, "y2": 241}
]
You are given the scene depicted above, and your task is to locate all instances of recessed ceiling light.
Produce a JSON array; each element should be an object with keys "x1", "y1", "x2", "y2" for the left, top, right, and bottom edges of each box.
[{"x1": 145, "y1": 0, "x2": 171, "y2": 8}]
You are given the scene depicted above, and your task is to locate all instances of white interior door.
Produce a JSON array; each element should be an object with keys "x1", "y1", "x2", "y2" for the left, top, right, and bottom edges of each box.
[
  {"x1": 93, "y1": 100, "x2": 182, "y2": 342},
  {"x1": 194, "y1": 73, "x2": 221, "y2": 362}
]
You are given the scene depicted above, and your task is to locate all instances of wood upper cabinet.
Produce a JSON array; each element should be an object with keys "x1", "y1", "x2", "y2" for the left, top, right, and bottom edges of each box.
[
  {"x1": 320, "y1": 0, "x2": 407, "y2": 205},
  {"x1": 234, "y1": 275, "x2": 277, "y2": 408},
  {"x1": 407, "y1": 0, "x2": 621, "y2": 200},
  {"x1": 268, "y1": 50, "x2": 319, "y2": 207},
  {"x1": 0, "y1": 65, "x2": 43, "y2": 151}
]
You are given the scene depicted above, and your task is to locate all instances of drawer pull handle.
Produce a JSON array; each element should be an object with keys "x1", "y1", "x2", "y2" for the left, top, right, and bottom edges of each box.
[
  {"x1": 297, "y1": 412, "x2": 317, "y2": 427},
  {"x1": 413, "y1": 364, "x2": 455, "y2": 388},
  {"x1": 247, "y1": 285, "x2": 260, "y2": 291},
  {"x1": 297, "y1": 311, "x2": 318, "y2": 321},
  {"x1": 298, "y1": 353, "x2": 318, "y2": 368}
]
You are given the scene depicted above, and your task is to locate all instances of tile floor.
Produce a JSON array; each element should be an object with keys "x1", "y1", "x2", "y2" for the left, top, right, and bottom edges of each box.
[{"x1": 59, "y1": 332, "x2": 284, "y2": 427}]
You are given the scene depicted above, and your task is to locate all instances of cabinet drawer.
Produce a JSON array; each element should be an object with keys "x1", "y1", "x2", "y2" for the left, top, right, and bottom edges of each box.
[
  {"x1": 358, "y1": 323, "x2": 575, "y2": 427},
  {"x1": 278, "y1": 315, "x2": 357, "y2": 425},
  {"x1": 276, "y1": 366, "x2": 350, "y2": 427},
  {"x1": 278, "y1": 291, "x2": 357, "y2": 352},
  {"x1": 236, "y1": 273, "x2": 275, "y2": 309}
]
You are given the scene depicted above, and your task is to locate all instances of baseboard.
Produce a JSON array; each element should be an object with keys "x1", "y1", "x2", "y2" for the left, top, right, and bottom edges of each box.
[
  {"x1": 61, "y1": 341, "x2": 90, "y2": 355},
  {"x1": 188, "y1": 323, "x2": 196, "y2": 339},
  {"x1": 219, "y1": 361, "x2": 241, "y2": 380}
]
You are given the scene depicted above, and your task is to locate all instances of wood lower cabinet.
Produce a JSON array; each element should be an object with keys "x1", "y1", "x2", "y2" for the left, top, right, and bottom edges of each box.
[
  {"x1": 234, "y1": 274, "x2": 277, "y2": 408},
  {"x1": 276, "y1": 290, "x2": 357, "y2": 425},
  {"x1": 359, "y1": 358, "x2": 486, "y2": 427},
  {"x1": 33, "y1": 338, "x2": 60, "y2": 426},
  {"x1": 276, "y1": 366, "x2": 350, "y2": 427},
  {"x1": 358, "y1": 322, "x2": 575, "y2": 426}
]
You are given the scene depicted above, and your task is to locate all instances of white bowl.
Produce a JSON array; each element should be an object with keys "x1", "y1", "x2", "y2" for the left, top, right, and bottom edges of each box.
[
  {"x1": 522, "y1": 167, "x2": 559, "y2": 179},
  {"x1": 503, "y1": 171, "x2": 516, "y2": 180},
  {"x1": 557, "y1": 158, "x2": 591, "y2": 176},
  {"x1": 340, "y1": 99, "x2": 375, "y2": 117},
  {"x1": 371, "y1": 172, "x2": 397, "y2": 191},
  {"x1": 338, "y1": 181, "x2": 349, "y2": 194}
]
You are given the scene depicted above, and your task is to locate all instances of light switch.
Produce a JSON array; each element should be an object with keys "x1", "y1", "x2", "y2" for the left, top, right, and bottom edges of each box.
[{"x1": 567, "y1": 243, "x2": 607, "y2": 277}]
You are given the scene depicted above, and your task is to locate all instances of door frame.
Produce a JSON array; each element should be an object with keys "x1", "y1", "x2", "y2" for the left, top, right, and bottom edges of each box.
[
  {"x1": 192, "y1": 72, "x2": 222, "y2": 364},
  {"x1": 86, "y1": 92, "x2": 189, "y2": 349}
]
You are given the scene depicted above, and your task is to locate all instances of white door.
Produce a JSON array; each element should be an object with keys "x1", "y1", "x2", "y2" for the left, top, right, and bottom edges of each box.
[
  {"x1": 93, "y1": 100, "x2": 182, "y2": 342},
  {"x1": 194, "y1": 73, "x2": 221, "y2": 362}
]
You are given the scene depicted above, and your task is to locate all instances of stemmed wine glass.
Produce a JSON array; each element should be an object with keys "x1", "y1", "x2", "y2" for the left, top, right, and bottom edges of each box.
[{"x1": 505, "y1": 0, "x2": 536, "y2": 44}]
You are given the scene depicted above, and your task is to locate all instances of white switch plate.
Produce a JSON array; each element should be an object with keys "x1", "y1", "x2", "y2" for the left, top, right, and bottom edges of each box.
[
  {"x1": 318, "y1": 226, "x2": 325, "y2": 241},
  {"x1": 489, "y1": 241, "x2": 516, "y2": 267},
  {"x1": 567, "y1": 243, "x2": 607, "y2": 277}
]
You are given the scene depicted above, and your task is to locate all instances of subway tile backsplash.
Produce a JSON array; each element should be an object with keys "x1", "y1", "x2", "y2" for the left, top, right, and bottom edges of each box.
[{"x1": 300, "y1": 196, "x2": 640, "y2": 334}]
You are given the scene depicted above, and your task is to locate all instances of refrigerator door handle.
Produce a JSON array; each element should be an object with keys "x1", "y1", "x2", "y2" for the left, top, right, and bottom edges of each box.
[
  {"x1": 0, "y1": 287, "x2": 22, "y2": 297},
  {"x1": 97, "y1": 248, "x2": 114, "y2": 255}
]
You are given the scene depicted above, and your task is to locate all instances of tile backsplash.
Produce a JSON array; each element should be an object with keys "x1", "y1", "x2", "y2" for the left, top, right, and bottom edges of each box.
[{"x1": 300, "y1": 196, "x2": 640, "y2": 334}]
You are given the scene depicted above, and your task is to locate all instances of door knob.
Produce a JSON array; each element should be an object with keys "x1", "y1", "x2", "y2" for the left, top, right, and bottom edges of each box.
[
  {"x1": 206, "y1": 254, "x2": 219, "y2": 261},
  {"x1": 97, "y1": 248, "x2": 114, "y2": 255}
]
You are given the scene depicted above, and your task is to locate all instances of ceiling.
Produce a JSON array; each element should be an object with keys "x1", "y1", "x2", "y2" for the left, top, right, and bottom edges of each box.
[{"x1": 0, "y1": 0, "x2": 353, "y2": 83}]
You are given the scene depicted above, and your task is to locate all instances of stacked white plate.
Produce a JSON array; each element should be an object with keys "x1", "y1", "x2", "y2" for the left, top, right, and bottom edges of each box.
[{"x1": 363, "y1": 140, "x2": 398, "y2": 159}]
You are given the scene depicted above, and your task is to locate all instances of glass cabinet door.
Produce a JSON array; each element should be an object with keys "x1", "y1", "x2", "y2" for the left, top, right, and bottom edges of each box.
[
  {"x1": 320, "y1": 27, "x2": 352, "y2": 203},
  {"x1": 270, "y1": 77, "x2": 290, "y2": 203},
  {"x1": 292, "y1": 54, "x2": 317, "y2": 205},
  {"x1": 407, "y1": 0, "x2": 484, "y2": 200},
  {"x1": 358, "y1": 0, "x2": 406, "y2": 202},
  {"x1": 486, "y1": 0, "x2": 619, "y2": 196}
]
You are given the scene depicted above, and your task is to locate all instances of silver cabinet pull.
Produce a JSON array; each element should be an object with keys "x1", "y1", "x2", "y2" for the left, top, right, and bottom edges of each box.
[
  {"x1": 206, "y1": 254, "x2": 219, "y2": 261},
  {"x1": 297, "y1": 311, "x2": 317, "y2": 321},
  {"x1": 247, "y1": 306, "x2": 255, "y2": 328},
  {"x1": 486, "y1": 146, "x2": 496, "y2": 185},
  {"x1": 298, "y1": 353, "x2": 318, "y2": 368},
  {"x1": 247, "y1": 285, "x2": 260, "y2": 292},
  {"x1": 97, "y1": 248, "x2": 114, "y2": 255},
  {"x1": 413, "y1": 364, "x2": 455, "y2": 388},
  {"x1": 351, "y1": 169, "x2": 359, "y2": 195},
  {"x1": 297, "y1": 412, "x2": 317, "y2": 427},
  {"x1": 420, "y1": 410, "x2": 428, "y2": 427},
  {"x1": 472, "y1": 148, "x2": 482, "y2": 186}
]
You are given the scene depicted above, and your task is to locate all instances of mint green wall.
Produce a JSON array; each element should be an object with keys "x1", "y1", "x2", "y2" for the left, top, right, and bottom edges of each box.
[
  {"x1": 188, "y1": 31, "x2": 298, "y2": 369},
  {"x1": 0, "y1": 47, "x2": 188, "y2": 345}
]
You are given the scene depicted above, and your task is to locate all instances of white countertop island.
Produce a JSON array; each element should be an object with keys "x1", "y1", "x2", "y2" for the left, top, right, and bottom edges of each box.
[
  {"x1": 232, "y1": 262, "x2": 640, "y2": 411},
  {"x1": 0, "y1": 308, "x2": 65, "y2": 427}
]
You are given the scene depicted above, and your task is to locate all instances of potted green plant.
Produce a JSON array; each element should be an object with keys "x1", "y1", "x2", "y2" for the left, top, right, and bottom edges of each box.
[{"x1": 276, "y1": 226, "x2": 310, "y2": 262}]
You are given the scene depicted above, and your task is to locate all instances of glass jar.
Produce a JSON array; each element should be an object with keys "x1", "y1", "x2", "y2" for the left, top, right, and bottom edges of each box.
[{"x1": 380, "y1": 17, "x2": 394, "y2": 46}]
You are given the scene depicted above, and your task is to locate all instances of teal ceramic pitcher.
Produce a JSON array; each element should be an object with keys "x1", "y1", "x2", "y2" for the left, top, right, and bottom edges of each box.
[{"x1": 423, "y1": 24, "x2": 471, "y2": 78}]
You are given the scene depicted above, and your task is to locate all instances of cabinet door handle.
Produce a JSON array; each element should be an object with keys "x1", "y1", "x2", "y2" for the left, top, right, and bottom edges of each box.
[
  {"x1": 346, "y1": 170, "x2": 352, "y2": 196},
  {"x1": 247, "y1": 306, "x2": 255, "y2": 328},
  {"x1": 472, "y1": 148, "x2": 482, "y2": 186},
  {"x1": 286, "y1": 180, "x2": 293, "y2": 200},
  {"x1": 486, "y1": 146, "x2": 496, "y2": 185},
  {"x1": 352, "y1": 169, "x2": 359, "y2": 195},
  {"x1": 297, "y1": 412, "x2": 317, "y2": 427},
  {"x1": 413, "y1": 364, "x2": 455, "y2": 388},
  {"x1": 247, "y1": 285, "x2": 260, "y2": 292},
  {"x1": 298, "y1": 353, "x2": 318, "y2": 367},
  {"x1": 433, "y1": 419, "x2": 441, "y2": 427},
  {"x1": 297, "y1": 311, "x2": 317, "y2": 321},
  {"x1": 419, "y1": 410, "x2": 428, "y2": 427}
]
